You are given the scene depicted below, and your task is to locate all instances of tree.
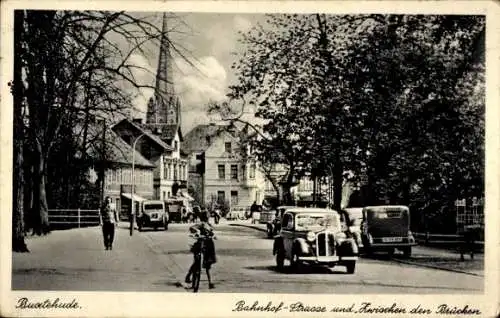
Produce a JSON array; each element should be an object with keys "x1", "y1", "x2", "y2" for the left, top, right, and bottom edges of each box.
[
  {"x1": 11, "y1": 10, "x2": 29, "y2": 252},
  {"x1": 211, "y1": 13, "x2": 484, "y2": 220},
  {"x1": 12, "y1": 10, "x2": 198, "y2": 245}
]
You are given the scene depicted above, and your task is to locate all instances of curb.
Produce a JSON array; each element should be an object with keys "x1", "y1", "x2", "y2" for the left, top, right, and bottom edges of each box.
[
  {"x1": 391, "y1": 258, "x2": 484, "y2": 277},
  {"x1": 231, "y1": 223, "x2": 484, "y2": 277},
  {"x1": 229, "y1": 223, "x2": 267, "y2": 233}
]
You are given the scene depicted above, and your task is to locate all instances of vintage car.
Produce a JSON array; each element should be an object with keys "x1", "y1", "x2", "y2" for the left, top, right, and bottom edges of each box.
[
  {"x1": 137, "y1": 200, "x2": 168, "y2": 231},
  {"x1": 165, "y1": 198, "x2": 186, "y2": 223},
  {"x1": 226, "y1": 207, "x2": 246, "y2": 220},
  {"x1": 273, "y1": 208, "x2": 359, "y2": 274},
  {"x1": 361, "y1": 205, "x2": 417, "y2": 257},
  {"x1": 266, "y1": 206, "x2": 295, "y2": 238},
  {"x1": 341, "y1": 207, "x2": 364, "y2": 250}
]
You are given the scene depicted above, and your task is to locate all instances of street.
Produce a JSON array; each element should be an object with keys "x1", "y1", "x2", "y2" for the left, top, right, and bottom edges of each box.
[{"x1": 12, "y1": 222, "x2": 483, "y2": 294}]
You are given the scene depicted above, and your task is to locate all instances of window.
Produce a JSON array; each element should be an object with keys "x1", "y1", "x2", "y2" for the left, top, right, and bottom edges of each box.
[
  {"x1": 231, "y1": 164, "x2": 238, "y2": 180},
  {"x1": 174, "y1": 141, "x2": 178, "y2": 151},
  {"x1": 217, "y1": 191, "x2": 225, "y2": 205},
  {"x1": 241, "y1": 164, "x2": 246, "y2": 180},
  {"x1": 249, "y1": 163, "x2": 256, "y2": 179},
  {"x1": 225, "y1": 142, "x2": 232, "y2": 153},
  {"x1": 174, "y1": 163, "x2": 178, "y2": 180},
  {"x1": 231, "y1": 190, "x2": 238, "y2": 205},
  {"x1": 163, "y1": 163, "x2": 168, "y2": 180},
  {"x1": 282, "y1": 213, "x2": 294, "y2": 230},
  {"x1": 218, "y1": 164, "x2": 225, "y2": 179},
  {"x1": 163, "y1": 191, "x2": 166, "y2": 200}
]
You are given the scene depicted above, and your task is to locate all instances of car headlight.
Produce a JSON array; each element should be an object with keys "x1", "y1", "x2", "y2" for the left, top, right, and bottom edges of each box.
[{"x1": 306, "y1": 231, "x2": 316, "y2": 242}]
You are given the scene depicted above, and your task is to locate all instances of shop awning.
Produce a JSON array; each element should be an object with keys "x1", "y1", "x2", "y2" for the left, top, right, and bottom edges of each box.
[
  {"x1": 121, "y1": 193, "x2": 147, "y2": 202},
  {"x1": 179, "y1": 191, "x2": 195, "y2": 201}
]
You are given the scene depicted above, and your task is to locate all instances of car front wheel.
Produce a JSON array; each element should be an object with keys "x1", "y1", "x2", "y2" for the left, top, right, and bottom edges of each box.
[
  {"x1": 402, "y1": 247, "x2": 412, "y2": 258},
  {"x1": 276, "y1": 249, "x2": 285, "y2": 270},
  {"x1": 290, "y1": 250, "x2": 301, "y2": 271},
  {"x1": 267, "y1": 225, "x2": 273, "y2": 238},
  {"x1": 345, "y1": 261, "x2": 356, "y2": 274}
]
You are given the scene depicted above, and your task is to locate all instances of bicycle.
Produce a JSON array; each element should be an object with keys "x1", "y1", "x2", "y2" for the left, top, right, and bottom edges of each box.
[{"x1": 188, "y1": 233, "x2": 216, "y2": 292}]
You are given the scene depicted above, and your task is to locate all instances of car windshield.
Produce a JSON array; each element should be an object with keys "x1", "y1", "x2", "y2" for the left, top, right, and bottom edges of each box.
[
  {"x1": 144, "y1": 204, "x2": 163, "y2": 210},
  {"x1": 295, "y1": 213, "x2": 340, "y2": 231}
]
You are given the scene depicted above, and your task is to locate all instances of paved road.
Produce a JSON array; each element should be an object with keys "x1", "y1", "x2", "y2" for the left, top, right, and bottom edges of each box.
[{"x1": 12, "y1": 222, "x2": 483, "y2": 294}]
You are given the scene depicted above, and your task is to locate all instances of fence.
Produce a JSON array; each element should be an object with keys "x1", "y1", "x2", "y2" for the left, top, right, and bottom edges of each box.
[
  {"x1": 413, "y1": 232, "x2": 484, "y2": 247},
  {"x1": 48, "y1": 209, "x2": 100, "y2": 228}
]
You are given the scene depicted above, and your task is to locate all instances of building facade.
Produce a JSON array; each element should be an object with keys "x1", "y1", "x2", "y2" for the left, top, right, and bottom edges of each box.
[
  {"x1": 96, "y1": 129, "x2": 156, "y2": 219},
  {"x1": 183, "y1": 123, "x2": 265, "y2": 209},
  {"x1": 112, "y1": 119, "x2": 189, "y2": 202}
]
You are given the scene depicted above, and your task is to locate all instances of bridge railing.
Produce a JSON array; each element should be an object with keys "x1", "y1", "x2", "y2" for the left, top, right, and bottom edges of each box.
[{"x1": 48, "y1": 209, "x2": 100, "y2": 228}]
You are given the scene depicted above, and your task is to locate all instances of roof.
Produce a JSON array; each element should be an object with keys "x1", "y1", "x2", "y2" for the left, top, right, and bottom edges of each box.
[
  {"x1": 364, "y1": 205, "x2": 409, "y2": 211},
  {"x1": 182, "y1": 124, "x2": 231, "y2": 154},
  {"x1": 286, "y1": 207, "x2": 339, "y2": 214},
  {"x1": 86, "y1": 125, "x2": 155, "y2": 168},
  {"x1": 140, "y1": 123, "x2": 183, "y2": 143},
  {"x1": 278, "y1": 206, "x2": 296, "y2": 210},
  {"x1": 113, "y1": 119, "x2": 173, "y2": 151}
]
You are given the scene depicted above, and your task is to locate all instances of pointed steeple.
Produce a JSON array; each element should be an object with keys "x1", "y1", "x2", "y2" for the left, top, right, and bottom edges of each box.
[{"x1": 146, "y1": 12, "x2": 179, "y2": 126}]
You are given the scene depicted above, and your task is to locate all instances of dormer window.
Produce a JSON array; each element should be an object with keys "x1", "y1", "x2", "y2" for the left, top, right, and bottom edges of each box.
[
  {"x1": 225, "y1": 142, "x2": 232, "y2": 153},
  {"x1": 174, "y1": 141, "x2": 178, "y2": 151}
]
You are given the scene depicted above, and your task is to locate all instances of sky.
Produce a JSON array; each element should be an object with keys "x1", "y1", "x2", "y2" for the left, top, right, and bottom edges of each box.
[{"x1": 126, "y1": 12, "x2": 267, "y2": 134}]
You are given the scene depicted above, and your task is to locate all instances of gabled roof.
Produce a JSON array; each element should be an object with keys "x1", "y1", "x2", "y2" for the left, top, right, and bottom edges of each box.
[
  {"x1": 141, "y1": 123, "x2": 183, "y2": 143},
  {"x1": 85, "y1": 124, "x2": 155, "y2": 168},
  {"x1": 182, "y1": 123, "x2": 231, "y2": 154},
  {"x1": 113, "y1": 119, "x2": 173, "y2": 151},
  {"x1": 181, "y1": 121, "x2": 257, "y2": 155}
]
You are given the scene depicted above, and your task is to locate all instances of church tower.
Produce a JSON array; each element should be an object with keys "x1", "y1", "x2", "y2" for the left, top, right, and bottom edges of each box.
[{"x1": 146, "y1": 12, "x2": 180, "y2": 127}]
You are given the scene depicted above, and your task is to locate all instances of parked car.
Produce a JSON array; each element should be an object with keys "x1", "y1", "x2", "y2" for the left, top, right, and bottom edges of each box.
[
  {"x1": 226, "y1": 207, "x2": 246, "y2": 220},
  {"x1": 165, "y1": 198, "x2": 184, "y2": 223},
  {"x1": 341, "y1": 207, "x2": 364, "y2": 250},
  {"x1": 259, "y1": 209, "x2": 274, "y2": 224},
  {"x1": 272, "y1": 207, "x2": 359, "y2": 274},
  {"x1": 361, "y1": 205, "x2": 417, "y2": 257},
  {"x1": 266, "y1": 206, "x2": 295, "y2": 238},
  {"x1": 137, "y1": 200, "x2": 168, "y2": 231}
]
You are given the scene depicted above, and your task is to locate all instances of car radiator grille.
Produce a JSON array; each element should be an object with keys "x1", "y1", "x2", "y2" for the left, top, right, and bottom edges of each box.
[{"x1": 316, "y1": 232, "x2": 336, "y2": 256}]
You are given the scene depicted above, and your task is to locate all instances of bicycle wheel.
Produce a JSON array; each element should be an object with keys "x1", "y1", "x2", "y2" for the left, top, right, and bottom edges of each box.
[{"x1": 192, "y1": 253, "x2": 202, "y2": 293}]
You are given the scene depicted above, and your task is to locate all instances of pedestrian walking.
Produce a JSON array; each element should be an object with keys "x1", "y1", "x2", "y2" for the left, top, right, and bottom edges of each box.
[{"x1": 99, "y1": 196, "x2": 118, "y2": 250}]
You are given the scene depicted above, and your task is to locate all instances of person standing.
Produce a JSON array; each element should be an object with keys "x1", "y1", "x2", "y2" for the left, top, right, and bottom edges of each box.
[{"x1": 99, "y1": 196, "x2": 118, "y2": 250}]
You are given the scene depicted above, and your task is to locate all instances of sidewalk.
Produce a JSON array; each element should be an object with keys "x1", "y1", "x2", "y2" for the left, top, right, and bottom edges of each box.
[
  {"x1": 229, "y1": 221, "x2": 484, "y2": 277},
  {"x1": 12, "y1": 223, "x2": 185, "y2": 291}
]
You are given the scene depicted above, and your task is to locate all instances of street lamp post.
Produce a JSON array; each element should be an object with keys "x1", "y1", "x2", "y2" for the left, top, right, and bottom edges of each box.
[
  {"x1": 229, "y1": 152, "x2": 237, "y2": 215},
  {"x1": 130, "y1": 133, "x2": 145, "y2": 236}
]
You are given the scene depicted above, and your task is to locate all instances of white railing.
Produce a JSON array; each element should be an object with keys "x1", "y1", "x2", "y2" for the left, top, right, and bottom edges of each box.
[{"x1": 48, "y1": 209, "x2": 100, "y2": 228}]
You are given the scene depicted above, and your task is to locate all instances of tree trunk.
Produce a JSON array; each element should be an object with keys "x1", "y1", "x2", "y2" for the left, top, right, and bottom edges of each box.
[
  {"x1": 12, "y1": 10, "x2": 29, "y2": 252},
  {"x1": 272, "y1": 183, "x2": 281, "y2": 206},
  {"x1": 332, "y1": 163, "x2": 343, "y2": 212},
  {"x1": 32, "y1": 151, "x2": 50, "y2": 235},
  {"x1": 282, "y1": 185, "x2": 293, "y2": 205}
]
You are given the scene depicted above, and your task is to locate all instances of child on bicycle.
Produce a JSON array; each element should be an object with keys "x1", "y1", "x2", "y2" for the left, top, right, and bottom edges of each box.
[{"x1": 184, "y1": 212, "x2": 216, "y2": 289}]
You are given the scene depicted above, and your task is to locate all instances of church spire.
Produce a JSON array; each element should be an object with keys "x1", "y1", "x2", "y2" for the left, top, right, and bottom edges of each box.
[{"x1": 146, "y1": 12, "x2": 179, "y2": 126}]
